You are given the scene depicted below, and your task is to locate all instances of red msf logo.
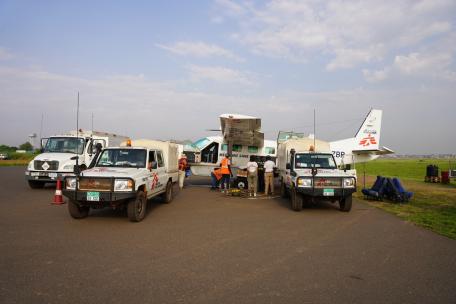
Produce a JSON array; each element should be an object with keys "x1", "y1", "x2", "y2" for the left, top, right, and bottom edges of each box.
[
  {"x1": 359, "y1": 134, "x2": 377, "y2": 147},
  {"x1": 150, "y1": 173, "x2": 159, "y2": 190}
]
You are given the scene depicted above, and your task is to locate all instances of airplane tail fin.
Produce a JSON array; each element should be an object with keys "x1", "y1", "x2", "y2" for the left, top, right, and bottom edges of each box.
[{"x1": 354, "y1": 109, "x2": 382, "y2": 150}]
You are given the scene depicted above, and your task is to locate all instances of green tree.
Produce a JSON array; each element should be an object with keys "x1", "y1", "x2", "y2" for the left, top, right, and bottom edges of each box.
[{"x1": 19, "y1": 142, "x2": 33, "y2": 151}]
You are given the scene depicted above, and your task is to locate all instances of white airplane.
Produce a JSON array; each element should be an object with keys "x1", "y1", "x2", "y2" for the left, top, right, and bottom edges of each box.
[{"x1": 184, "y1": 109, "x2": 393, "y2": 178}]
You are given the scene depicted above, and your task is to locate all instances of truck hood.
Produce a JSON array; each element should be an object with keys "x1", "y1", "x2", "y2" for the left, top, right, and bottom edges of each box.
[
  {"x1": 295, "y1": 168, "x2": 355, "y2": 177},
  {"x1": 33, "y1": 152, "x2": 76, "y2": 163},
  {"x1": 81, "y1": 167, "x2": 145, "y2": 179}
]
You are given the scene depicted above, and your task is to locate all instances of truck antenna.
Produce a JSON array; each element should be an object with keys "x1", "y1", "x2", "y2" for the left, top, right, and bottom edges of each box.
[
  {"x1": 39, "y1": 113, "x2": 44, "y2": 141},
  {"x1": 91, "y1": 112, "x2": 94, "y2": 135},
  {"x1": 313, "y1": 108, "x2": 316, "y2": 152},
  {"x1": 75, "y1": 92, "x2": 80, "y2": 176}
]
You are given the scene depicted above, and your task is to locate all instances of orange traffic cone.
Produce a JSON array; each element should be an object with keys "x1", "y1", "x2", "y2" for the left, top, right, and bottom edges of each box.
[{"x1": 52, "y1": 178, "x2": 65, "y2": 205}]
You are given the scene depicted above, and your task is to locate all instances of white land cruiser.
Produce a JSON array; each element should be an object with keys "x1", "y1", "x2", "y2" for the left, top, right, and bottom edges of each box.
[
  {"x1": 62, "y1": 140, "x2": 179, "y2": 222},
  {"x1": 277, "y1": 135, "x2": 356, "y2": 212}
]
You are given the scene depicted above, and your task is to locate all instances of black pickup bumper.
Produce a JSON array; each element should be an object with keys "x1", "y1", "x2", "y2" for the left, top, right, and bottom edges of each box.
[
  {"x1": 62, "y1": 190, "x2": 136, "y2": 208},
  {"x1": 296, "y1": 187, "x2": 356, "y2": 198}
]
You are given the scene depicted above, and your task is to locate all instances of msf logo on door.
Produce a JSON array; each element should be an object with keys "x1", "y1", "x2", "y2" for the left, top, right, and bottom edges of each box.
[{"x1": 359, "y1": 134, "x2": 377, "y2": 147}]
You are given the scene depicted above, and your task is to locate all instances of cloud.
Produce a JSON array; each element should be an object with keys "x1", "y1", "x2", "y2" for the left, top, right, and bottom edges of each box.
[
  {"x1": 363, "y1": 68, "x2": 390, "y2": 83},
  {"x1": 362, "y1": 50, "x2": 456, "y2": 83},
  {"x1": 395, "y1": 52, "x2": 449, "y2": 75},
  {"x1": 0, "y1": 65, "x2": 455, "y2": 153},
  {"x1": 0, "y1": 47, "x2": 14, "y2": 60},
  {"x1": 186, "y1": 64, "x2": 254, "y2": 85},
  {"x1": 215, "y1": 0, "x2": 456, "y2": 70},
  {"x1": 156, "y1": 41, "x2": 243, "y2": 62}
]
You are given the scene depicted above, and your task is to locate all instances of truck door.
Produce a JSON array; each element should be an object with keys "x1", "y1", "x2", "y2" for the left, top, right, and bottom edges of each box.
[
  {"x1": 147, "y1": 150, "x2": 161, "y2": 196},
  {"x1": 156, "y1": 150, "x2": 168, "y2": 192}
]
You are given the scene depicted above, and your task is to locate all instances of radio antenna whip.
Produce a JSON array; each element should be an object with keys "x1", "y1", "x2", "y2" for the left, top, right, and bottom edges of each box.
[
  {"x1": 313, "y1": 108, "x2": 316, "y2": 151},
  {"x1": 75, "y1": 92, "x2": 80, "y2": 176}
]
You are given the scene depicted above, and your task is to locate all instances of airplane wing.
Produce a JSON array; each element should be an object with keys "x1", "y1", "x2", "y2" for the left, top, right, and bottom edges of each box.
[
  {"x1": 220, "y1": 114, "x2": 264, "y2": 146},
  {"x1": 352, "y1": 146, "x2": 394, "y2": 155}
]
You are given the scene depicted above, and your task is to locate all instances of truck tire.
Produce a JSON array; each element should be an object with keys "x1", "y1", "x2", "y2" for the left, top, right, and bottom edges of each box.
[
  {"x1": 280, "y1": 180, "x2": 289, "y2": 198},
  {"x1": 28, "y1": 180, "x2": 45, "y2": 189},
  {"x1": 236, "y1": 178, "x2": 247, "y2": 189},
  {"x1": 128, "y1": 191, "x2": 147, "y2": 222},
  {"x1": 291, "y1": 188, "x2": 303, "y2": 212},
  {"x1": 339, "y1": 195, "x2": 352, "y2": 212},
  {"x1": 68, "y1": 199, "x2": 89, "y2": 219},
  {"x1": 162, "y1": 181, "x2": 173, "y2": 204}
]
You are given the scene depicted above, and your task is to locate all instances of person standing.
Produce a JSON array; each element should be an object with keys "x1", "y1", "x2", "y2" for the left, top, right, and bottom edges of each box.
[
  {"x1": 178, "y1": 154, "x2": 188, "y2": 190},
  {"x1": 246, "y1": 156, "x2": 258, "y2": 197},
  {"x1": 264, "y1": 156, "x2": 275, "y2": 196},
  {"x1": 219, "y1": 154, "x2": 232, "y2": 193}
]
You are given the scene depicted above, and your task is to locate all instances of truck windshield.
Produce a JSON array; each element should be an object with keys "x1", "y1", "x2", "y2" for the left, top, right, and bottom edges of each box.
[
  {"x1": 295, "y1": 154, "x2": 336, "y2": 169},
  {"x1": 44, "y1": 137, "x2": 85, "y2": 154},
  {"x1": 97, "y1": 149, "x2": 147, "y2": 168}
]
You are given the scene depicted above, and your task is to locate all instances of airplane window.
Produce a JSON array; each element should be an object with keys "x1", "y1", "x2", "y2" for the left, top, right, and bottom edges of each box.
[
  {"x1": 265, "y1": 147, "x2": 275, "y2": 154},
  {"x1": 248, "y1": 146, "x2": 258, "y2": 153},
  {"x1": 233, "y1": 144, "x2": 242, "y2": 152},
  {"x1": 193, "y1": 138, "x2": 211, "y2": 149}
]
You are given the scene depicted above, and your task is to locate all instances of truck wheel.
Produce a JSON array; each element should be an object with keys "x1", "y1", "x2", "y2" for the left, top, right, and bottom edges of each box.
[
  {"x1": 280, "y1": 180, "x2": 289, "y2": 198},
  {"x1": 236, "y1": 178, "x2": 247, "y2": 189},
  {"x1": 162, "y1": 181, "x2": 173, "y2": 204},
  {"x1": 68, "y1": 199, "x2": 89, "y2": 219},
  {"x1": 28, "y1": 180, "x2": 45, "y2": 189},
  {"x1": 291, "y1": 188, "x2": 303, "y2": 212},
  {"x1": 339, "y1": 195, "x2": 352, "y2": 212},
  {"x1": 128, "y1": 191, "x2": 147, "y2": 222}
]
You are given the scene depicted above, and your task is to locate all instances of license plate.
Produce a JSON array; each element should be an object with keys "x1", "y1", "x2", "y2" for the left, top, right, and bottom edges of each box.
[
  {"x1": 87, "y1": 192, "x2": 100, "y2": 201},
  {"x1": 49, "y1": 173, "x2": 57, "y2": 178},
  {"x1": 31, "y1": 172, "x2": 41, "y2": 177},
  {"x1": 323, "y1": 189, "x2": 334, "y2": 196}
]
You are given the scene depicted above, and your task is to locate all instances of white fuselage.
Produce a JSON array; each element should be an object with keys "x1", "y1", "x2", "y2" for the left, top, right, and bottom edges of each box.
[{"x1": 189, "y1": 136, "x2": 277, "y2": 177}]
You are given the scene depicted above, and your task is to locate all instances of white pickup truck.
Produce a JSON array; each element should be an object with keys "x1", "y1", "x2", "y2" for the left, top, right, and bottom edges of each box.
[
  {"x1": 25, "y1": 130, "x2": 129, "y2": 189},
  {"x1": 277, "y1": 134, "x2": 357, "y2": 212},
  {"x1": 62, "y1": 139, "x2": 179, "y2": 222}
]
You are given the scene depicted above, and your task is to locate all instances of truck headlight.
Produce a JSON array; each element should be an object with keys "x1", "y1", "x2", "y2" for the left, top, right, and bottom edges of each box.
[
  {"x1": 297, "y1": 178, "x2": 312, "y2": 187},
  {"x1": 27, "y1": 161, "x2": 33, "y2": 170},
  {"x1": 114, "y1": 179, "x2": 134, "y2": 191},
  {"x1": 66, "y1": 177, "x2": 77, "y2": 190},
  {"x1": 343, "y1": 178, "x2": 355, "y2": 188},
  {"x1": 63, "y1": 164, "x2": 74, "y2": 170}
]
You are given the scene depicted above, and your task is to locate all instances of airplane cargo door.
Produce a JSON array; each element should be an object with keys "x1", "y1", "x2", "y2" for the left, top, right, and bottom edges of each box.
[{"x1": 201, "y1": 142, "x2": 219, "y2": 164}]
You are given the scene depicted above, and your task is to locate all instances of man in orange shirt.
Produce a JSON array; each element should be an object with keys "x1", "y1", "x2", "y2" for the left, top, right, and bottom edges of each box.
[{"x1": 219, "y1": 154, "x2": 232, "y2": 193}]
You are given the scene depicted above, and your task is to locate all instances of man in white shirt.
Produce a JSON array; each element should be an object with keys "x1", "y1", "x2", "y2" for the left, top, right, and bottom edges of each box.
[
  {"x1": 246, "y1": 156, "x2": 258, "y2": 197},
  {"x1": 263, "y1": 156, "x2": 275, "y2": 196}
]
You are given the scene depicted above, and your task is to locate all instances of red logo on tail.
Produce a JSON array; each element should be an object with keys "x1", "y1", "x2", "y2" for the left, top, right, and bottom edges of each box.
[{"x1": 359, "y1": 134, "x2": 377, "y2": 147}]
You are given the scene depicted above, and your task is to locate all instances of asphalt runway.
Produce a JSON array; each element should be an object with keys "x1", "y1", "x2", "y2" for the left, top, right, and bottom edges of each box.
[{"x1": 1, "y1": 166, "x2": 455, "y2": 304}]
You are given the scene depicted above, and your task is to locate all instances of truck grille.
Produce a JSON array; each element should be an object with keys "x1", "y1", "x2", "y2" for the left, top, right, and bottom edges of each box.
[
  {"x1": 79, "y1": 178, "x2": 112, "y2": 191},
  {"x1": 314, "y1": 177, "x2": 341, "y2": 188},
  {"x1": 34, "y1": 160, "x2": 59, "y2": 171}
]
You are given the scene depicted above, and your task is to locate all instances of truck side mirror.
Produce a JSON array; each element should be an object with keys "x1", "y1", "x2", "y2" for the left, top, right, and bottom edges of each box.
[{"x1": 286, "y1": 163, "x2": 291, "y2": 170}]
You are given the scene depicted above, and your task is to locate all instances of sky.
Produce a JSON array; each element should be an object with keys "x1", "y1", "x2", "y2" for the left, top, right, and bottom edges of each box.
[{"x1": 0, "y1": 0, "x2": 455, "y2": 154}]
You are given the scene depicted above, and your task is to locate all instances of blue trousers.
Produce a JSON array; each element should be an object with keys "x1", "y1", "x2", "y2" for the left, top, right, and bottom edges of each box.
[
  {"x1": 210, "y1": 173, "x2": 220, "y2": 188},
  {"x1": 220, "y1": 174, "x2": 230, "y2": 189}
]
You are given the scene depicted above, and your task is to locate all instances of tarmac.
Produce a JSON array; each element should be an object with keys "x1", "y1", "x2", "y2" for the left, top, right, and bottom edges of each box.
[{"x1": 1, "y1": 166, "x2": 455, "y2": 304}]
